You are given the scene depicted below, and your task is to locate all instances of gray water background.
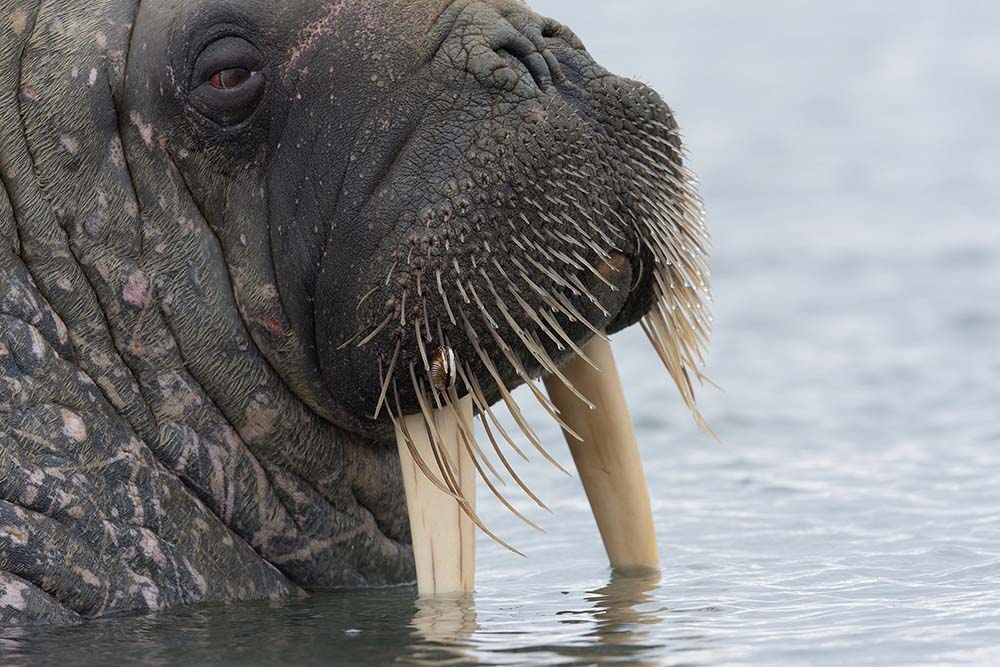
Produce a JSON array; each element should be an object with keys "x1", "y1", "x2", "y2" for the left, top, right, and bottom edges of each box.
[{"x1": 3, "y1": 1, "x2": 998, "y2": 665}]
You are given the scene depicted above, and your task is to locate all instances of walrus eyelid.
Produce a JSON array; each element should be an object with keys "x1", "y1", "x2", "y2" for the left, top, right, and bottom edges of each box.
[
  {"x1": 190, "y1": 72, "x2": 266, "y2": 127},
  {"x1": 189, "y1": 35, "x2": 267, "y2": 127}
]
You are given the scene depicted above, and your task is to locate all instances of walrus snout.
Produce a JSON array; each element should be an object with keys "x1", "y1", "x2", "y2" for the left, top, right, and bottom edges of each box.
[{"x1": 301, "y1": 1, "x2": 700, "y2": 426}]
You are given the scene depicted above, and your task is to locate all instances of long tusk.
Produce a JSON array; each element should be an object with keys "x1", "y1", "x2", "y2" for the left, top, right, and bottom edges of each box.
[
  {"x1": 395, "y1": 394, "x2": 477, "y2": 596},
  {"x1": 543, "y1": 336, "x2": 660, "y2": 572}
]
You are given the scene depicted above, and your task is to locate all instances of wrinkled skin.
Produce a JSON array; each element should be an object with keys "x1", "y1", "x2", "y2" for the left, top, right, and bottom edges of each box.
[{"x1": 0, "y1": 0, "x2": 689, "y2": 624}]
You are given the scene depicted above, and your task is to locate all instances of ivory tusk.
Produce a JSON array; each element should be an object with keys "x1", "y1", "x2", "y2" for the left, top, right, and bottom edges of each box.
[
  {"x1": 395, "y1": 394, "x2": 477, "y2": 596},
  {"x1": 543, "y1": 336, "x2": 660, "y2": 572}
]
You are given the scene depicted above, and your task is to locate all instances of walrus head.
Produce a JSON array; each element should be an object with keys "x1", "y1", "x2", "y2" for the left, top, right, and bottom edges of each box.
[{"x1": 117, "y1": 0, "x2": 710, "y2": 590}]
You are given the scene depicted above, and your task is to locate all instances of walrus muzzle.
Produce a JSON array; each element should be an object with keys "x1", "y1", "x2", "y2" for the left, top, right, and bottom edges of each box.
[{"x1": 379, "y1": 112, "x2": 712, "y2": 594}]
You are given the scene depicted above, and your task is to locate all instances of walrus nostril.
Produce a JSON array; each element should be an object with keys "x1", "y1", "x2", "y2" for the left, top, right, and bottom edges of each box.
[{"x1": 494, "y1": 31, "x2": 553, "y2": 91}]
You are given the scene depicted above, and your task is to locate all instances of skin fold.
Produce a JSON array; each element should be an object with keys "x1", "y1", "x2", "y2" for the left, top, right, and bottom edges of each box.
[{"x1": 0, "y1": 0, "x2": 697, "y2": 624}]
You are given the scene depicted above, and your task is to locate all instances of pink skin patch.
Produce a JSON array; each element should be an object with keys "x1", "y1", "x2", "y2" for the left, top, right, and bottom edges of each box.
[
  {"x1": 72, "y1": 566, "x2": 101, "y2": 587},
  {"x1": 139, "y1": 530, "x2": 167, "y2": 566},
  {"x1": 62, "y1": 410, "x2": 87, "y2": 442},
  {"x1": 257, "y1": 316, "x2": 285, "y2": 337},
  {"x1": 129, "y1": 111, "x2": 154, "y2": 147},
  {"x1": 283, "y1": 1, "x2": 349, "y2": 77},
  {"x1": 10, "y1": 10, "x2": 27, "y2": 35},
  {"x1": 0, "y1": 526, "x2": 28, "y2": 546},
  {"x1": 123, "y1": 270, "x2": 152, "y2": 308},
  {"x1": 0, "y1": 578, "x2": 29, "y2": 611},
  {"x1": 61, "y1": 409, "x2": 88, "y2": 442},
  {"x1": 60, "y1": 134, "x2": 79, "y2": 155}
]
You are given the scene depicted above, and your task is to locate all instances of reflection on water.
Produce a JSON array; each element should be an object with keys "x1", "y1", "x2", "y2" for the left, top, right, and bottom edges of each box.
[
  {"x1": 403, "y1": 571, "x2": 679, "y2": 666},
  {"x1": 0, "y1": 572, "x2": 688, "y2": 667},
  {"x1": 405, "y1": 597, "x2": 480, "y2": 665},
  {"x1": 553, "y1": 572, "x2": 670, "y2": 667}
]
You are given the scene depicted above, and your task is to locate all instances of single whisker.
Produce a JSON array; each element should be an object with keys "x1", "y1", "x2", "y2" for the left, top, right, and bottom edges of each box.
[
  {"x1": 354, "y1": 313, "x2": 393, "y2": 348},
  {"x1": 436, "y1": 270, "x2": 458, "y2": 325},
  {"x1": 373, "y1": 339, "x2": 402, "y2": 419},
  {"x1": 356, "y1": 286, "x2": 380, "y2": 312},
  {"x1": 467, "y1": 283, "x2": 500, "y2": 331},
  {"x1": 414, "y1": 318, "x2": 431, "y2": 372}
]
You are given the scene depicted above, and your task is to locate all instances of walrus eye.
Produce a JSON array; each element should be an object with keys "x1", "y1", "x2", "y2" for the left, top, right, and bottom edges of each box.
[
  {"x1": 209, "y1": 68, "x2": 255, "y2": 90},
  {"x1": 189, "y1": 36, "x2": 266, "y2": 127}
]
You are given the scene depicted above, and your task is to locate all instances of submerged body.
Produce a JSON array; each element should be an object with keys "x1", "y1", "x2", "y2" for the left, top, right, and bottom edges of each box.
[{"x1": 0, "y1": 0, "x2": 708, "y2": 624}]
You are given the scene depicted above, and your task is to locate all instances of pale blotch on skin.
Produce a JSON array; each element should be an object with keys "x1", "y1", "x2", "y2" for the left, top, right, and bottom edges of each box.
[
  {"x1": 122, "y1": 270, "x2": 151, "y2": 308},
  {"x1": 61, "y1": 409, "x2": 88, "y2": 442},
  {"x1": 242, "y1": 393, "x2": 280, "y2": 442},
  {"x1": 29, "y1": 327, "x2": 47, "y2": 360},
  {"x1": 72, "y1": 567, "x2": 101, "y2": 588},
  {"x1": 60, "y1": 135, "x2": 79, "y2": 155},
  {"x1": 128, "y1": 111, "x2": 155, "y2": 147},
  {"x1": 283, "y1": 0, "x2": 348, "y2": 76},
  {"x1": 10, "y1": 10, "x2": 27, "y2": 35},
  {"x1": 0, "y1": 579, "x2": 30, "y2": 612},
  {"x1": 139, "y1": 529, "x2": 168, "y2": 567},
  {"x1": 0, "y1": 526, "x2": 28, "y2": 547},
  {"x1": 19, "y1": 85, "x2": 39, "y2": 103},
  {"x1": 20, "y1": 472, "x2": 40, "y2": 505}
]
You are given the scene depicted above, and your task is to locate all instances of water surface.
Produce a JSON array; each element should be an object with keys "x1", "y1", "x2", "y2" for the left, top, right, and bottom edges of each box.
[{"x1": 5, "y1": 1, "x2": 999, "y2": 665}]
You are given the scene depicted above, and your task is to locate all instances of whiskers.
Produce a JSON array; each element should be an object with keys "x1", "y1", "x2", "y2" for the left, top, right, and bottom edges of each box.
[{"x1": 356, "y1": 104, "x2": 713, "y2": 546}]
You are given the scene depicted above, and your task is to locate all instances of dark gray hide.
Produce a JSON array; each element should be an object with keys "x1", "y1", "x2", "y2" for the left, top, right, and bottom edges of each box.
[{"x1": 0, "y1": 0, "x2": 700, "y2": 624}]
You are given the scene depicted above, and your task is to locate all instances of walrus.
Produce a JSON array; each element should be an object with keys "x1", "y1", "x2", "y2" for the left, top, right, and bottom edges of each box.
[{"x1": 0, "y1": 0, "x2": 710, "y2": 624}]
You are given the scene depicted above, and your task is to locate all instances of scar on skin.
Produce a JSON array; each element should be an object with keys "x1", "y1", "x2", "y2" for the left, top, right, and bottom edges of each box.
[{"x1": 283, "y1": 0, "x2": 348, "y2": 76}]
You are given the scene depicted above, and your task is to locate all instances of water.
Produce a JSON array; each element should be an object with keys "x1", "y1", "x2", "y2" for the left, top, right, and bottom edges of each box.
[{"x1": 6, "y1": 1, "x2": 999, "y2": 664}]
